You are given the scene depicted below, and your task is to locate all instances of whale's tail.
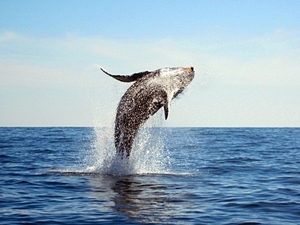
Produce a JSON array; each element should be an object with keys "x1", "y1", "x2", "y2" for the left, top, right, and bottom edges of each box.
[{"x1": 100, "y1": 67, "x2": 152, "y2": 83}]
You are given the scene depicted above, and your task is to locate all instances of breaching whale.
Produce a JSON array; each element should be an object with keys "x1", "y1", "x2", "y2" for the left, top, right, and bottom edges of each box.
[{"x1": 101, "y1": 67, "x2": 195, "y2": 157}]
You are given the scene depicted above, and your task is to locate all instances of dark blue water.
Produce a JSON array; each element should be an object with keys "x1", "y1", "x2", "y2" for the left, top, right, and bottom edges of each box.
[{"x1": 1, "y1": 127, "x2": 300, "y2": 224}]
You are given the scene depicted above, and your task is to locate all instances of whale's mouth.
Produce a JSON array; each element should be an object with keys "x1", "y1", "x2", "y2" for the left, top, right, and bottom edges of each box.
[{"x1": 184, "y1": 67, "x2": 194, "y2": 73}]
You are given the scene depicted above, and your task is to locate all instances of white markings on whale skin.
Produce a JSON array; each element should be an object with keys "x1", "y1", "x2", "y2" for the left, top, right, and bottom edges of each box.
[{"x1": 102, "y1": 66, "x2": 195, "y2": 158}]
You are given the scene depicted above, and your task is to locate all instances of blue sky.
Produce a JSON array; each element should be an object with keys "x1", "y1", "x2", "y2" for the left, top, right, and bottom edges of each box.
[{"x1": 1, "y1": 0, "x2": 300, "y2": 126}]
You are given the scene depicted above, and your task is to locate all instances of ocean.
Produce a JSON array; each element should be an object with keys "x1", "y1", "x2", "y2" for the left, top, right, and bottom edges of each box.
[{"x1": 1, "y1": 127, "x2": 300, "y2": 224}]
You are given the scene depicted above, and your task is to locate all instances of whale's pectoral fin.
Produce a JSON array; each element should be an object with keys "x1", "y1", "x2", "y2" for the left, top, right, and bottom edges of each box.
[
  {"x1": 164, "y1": 104, "x2": 169, "y2": 120},
  {"x1": 101, "y1": 68, "x2": 151, "y2": 82}
]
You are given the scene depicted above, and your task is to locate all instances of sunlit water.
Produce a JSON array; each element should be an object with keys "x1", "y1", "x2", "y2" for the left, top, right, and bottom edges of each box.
[{"x1": 1, "y1": 127, "x2": 300, "y2": 224}]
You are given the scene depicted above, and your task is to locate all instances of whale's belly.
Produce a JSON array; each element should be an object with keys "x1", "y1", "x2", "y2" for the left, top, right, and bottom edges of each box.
[{"x1": 114, "y1": 85, "x2": 167, "y2": 157}]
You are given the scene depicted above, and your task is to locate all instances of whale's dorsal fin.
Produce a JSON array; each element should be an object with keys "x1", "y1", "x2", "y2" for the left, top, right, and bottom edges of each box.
[{"x1": 101, "y1": 68, "x2": 151, "y2": 83}]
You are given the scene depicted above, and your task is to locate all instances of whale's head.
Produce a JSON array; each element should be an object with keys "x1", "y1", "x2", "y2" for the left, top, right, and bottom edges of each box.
[
  {"x1": 160, "y1": 66, "x2": 194, "y2": 83},
  {"x1": 157, "y1": 66, "x2": 195, "y2": 97}
]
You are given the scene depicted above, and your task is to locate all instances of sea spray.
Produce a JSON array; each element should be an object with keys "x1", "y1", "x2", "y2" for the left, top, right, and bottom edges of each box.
[{"x1": 85, "y1": 113, "x2": 171, "y2": 175}]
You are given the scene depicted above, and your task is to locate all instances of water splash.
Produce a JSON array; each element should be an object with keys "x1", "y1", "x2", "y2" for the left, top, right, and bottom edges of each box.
[{"x1": 83, "y1": 112, "x2": 171, "y2": 175}]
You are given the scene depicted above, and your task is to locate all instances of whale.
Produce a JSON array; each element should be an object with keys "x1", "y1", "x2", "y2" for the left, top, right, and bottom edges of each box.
[{"x1": 101, "y1": 66, "x2": 195, "y2": 157}]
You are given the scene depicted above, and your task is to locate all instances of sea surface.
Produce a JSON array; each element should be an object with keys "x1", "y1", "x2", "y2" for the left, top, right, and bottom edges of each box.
[{"x1": 1, "y1": 127, "x2": 300, "y2": 224}]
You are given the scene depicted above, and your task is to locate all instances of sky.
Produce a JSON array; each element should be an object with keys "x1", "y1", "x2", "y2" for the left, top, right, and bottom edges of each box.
[{"x1": 1, "y1": 0, "x2": 300, "y2": 127}]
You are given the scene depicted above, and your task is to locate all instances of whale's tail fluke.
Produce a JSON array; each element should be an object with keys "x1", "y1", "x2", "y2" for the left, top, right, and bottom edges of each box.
[{"x1": 100, "y1": 67, "x2": 152, "y2": 83}]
